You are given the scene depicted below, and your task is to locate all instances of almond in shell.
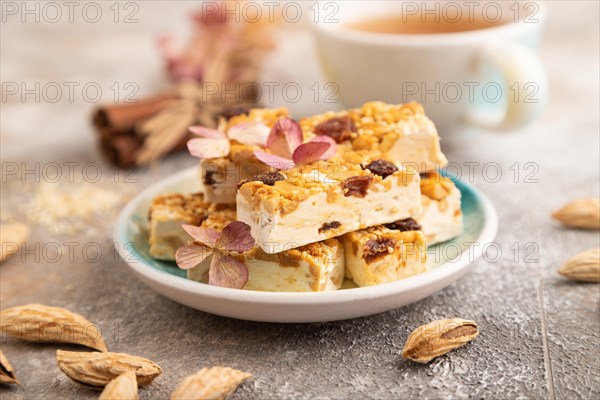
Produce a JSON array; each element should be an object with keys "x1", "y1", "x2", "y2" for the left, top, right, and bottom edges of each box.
[
  {"x1": 558, "y1": 248, "x2": 600, "y2": 282},
  {"x1": 170, "y1": 367, "x2": 252, "y2": 400},
  {"x1": 0, "y1": 223, "x2": 29, "y2": 263},
  {"x1": 401, "y1": 318, "x2": 479, "y2": 363},
  {"x1": 99, "y1": 370, "x2": 138, "y2": 400},
  {"x1": 0, "y1": 304, "x2": 108, "y2": 352},
  {"x1": 0, "y1": 350, "x2": 19, "y2": 385},
  {"x1": 552, "y1": 198, "x2": 600, "y2": 229},
  {"x1": 56, "y1": 350, "x2": 162, "y2": 388}
]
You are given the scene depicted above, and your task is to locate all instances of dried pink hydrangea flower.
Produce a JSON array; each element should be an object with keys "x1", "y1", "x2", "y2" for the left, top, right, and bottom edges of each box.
[
  {"x1": 187, "y1": 122, "x2": 270, "y2": 159},
  {"x1": 253, "y1": 118, "x2": 336, "y2": 170},
  {"x1": 176, "y1": 221, "x2": 255, "y2": 289}
]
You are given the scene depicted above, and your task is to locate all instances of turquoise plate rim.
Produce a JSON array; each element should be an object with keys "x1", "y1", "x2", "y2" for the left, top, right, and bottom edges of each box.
[{"x1": 114, "y1": 167, "x2": 498, "y2": 303}]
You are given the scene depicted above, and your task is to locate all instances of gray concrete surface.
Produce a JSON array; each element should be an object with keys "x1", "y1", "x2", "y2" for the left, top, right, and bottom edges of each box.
[{"x1": 1, "y1": 2, "x2": 599, "y2": 399}]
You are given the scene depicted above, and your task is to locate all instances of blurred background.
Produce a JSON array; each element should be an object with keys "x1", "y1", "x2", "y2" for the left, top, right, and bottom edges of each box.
[
  {"x1": 2, "y1": 1, "x2": 324, "y2": 163},
  {"x1": 2, "y1": 1, "x2": 597, "y2": 164}
]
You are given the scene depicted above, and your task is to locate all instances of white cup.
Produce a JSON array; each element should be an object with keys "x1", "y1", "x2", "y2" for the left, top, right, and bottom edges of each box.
[{"x1": 313, "y1": 1, "x2": 548, "y2": 134}]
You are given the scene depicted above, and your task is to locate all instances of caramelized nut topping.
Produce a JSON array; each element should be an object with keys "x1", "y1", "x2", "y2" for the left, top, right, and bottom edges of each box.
[
  {"x1": 314, "y1": 116, "x2": 355, "y2": 143},
  {"x1": 149, "y1": 193, "x2": 208, "y2": 224},
  {"x1": 384, "y1": 218, "x2": 422, "y2": 232},
  {"x1": 318, "y1": 221, "x2": 341, "y2": 234},
  {"x1": 364, "y1": 237, "x2": 396, "y2": 263},
  {"x1": 252, "y1": 171, "x2": 285, "y2": 186},
  {"x1": 342, "y1": 175, "x2": 373, "y2": 198},
  {"x1": 364, "y1": 159, "x2": 398, "y2": 178}
]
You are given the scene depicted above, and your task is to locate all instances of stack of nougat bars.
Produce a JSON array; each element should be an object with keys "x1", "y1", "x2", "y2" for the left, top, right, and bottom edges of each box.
[{"x1": 148, "y1": 102, "x2": 462, "y2": 291}]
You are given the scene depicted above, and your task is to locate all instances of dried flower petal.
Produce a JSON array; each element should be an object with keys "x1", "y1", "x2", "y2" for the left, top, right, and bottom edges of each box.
[
  {"x1": 216, "y1": 221, "x2": 255, "y2": 253},
  {"x1": 189, "y1": 126, "x2": 225, "y2": 139},
  {"x1": 187, "y1": 138, "x2": 230, "y2": 159},
  {"x1": 292, "y1": 141, "x2": 332, "y2": 166},
  {"x1": 178, "y1": 221, "x2": 255, "y2": 289},
  {"x1": 176, "y1": 243, "x2": 213, "y2": 270},
  {"x1": 181, "y1": 224, "x2": 221, "y2": 247},
  {"x1": 255, "y1": 118, "x2": 337, "y2": 170},
  {"x1": 308, "y1": 136, "x2": 337, "y2": 159},
  {"x1": 157, "y1": 35, "x2": 204, "y2": 82},
  {"x1": 208, "y1": 252, "x2": 248, "y2": 289},
  {"x1": 227, "y1": 122, "x2": 270, "y2": 147},
  {"x1": 266, "y1": 118, "x2": 303, "y2": 159},
  {"x1": 158, "y1": 2, "x2": 274, "y2": 83},
  {"x1": 253, "y1": 150, "x2": 295, "y2": 170}
]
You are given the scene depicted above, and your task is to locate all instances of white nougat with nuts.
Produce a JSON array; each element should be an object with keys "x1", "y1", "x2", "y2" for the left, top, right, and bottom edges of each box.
[{"x1": 236, "y1": 160, "x2": 422, "y2": 254}]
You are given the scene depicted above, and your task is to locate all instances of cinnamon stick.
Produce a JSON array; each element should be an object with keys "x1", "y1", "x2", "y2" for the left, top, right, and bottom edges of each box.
[
  {"x1": 93, "y1": 92, "x2": 176, "y2": 168},
  {"x1": 93, "y1": 90, "x2": 256, "y2": 168},
  {"x1": 93, "y1": 92, "x2": 176, "y2": 136}
]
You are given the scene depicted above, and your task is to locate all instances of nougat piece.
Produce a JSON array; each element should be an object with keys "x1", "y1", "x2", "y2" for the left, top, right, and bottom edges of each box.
[
  {"x1": 203, "y1": 102, "x2": 446, "y2": 203},
  {"x1": 416, "y1": 172, "x2": 463, "y2": 245},
  {"x1": 200, "y1": 108, "x2": 288, "y2": 204},
  {"x1": 300, "y1": 101, "x2": 448, "y2": 172},
  {"x1": 148, "y1": 193, "x2": 210, "y2": 261},
  {"x1": 236, "y1": 159, "x2": 422, "y2": 253},
  {"x1": 200, "y1": 155, "x2": 269, "y2": 205},
  {"x1": 342, "y1": 225, "x2": 427, "y2": 287},
  {"x1": 187, "y1": 205, "x2": 345, "y2": 292}
]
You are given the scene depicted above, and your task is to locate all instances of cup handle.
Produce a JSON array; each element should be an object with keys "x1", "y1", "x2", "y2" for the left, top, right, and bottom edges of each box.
[{"x1": 466, "y1": 41, "x2": 548, "y2": 131}]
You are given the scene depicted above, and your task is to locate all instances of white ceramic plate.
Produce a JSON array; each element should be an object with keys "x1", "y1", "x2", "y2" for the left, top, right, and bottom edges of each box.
[{"x1": 114, "y1": 167, "x2": 497, "y2": 323}]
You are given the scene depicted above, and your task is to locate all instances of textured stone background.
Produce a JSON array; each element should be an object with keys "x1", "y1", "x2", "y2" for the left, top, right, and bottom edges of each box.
[{"x1": 1, "y1": 2, "x2": 599, "y2": 399}]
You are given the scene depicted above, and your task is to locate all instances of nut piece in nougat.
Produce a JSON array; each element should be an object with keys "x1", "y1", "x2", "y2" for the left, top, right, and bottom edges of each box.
[
  {"x1": 187, "y1": 204, "x2": 345, "y2": 292},
  {"x1": 300, "y1": 101, "x2": 448, "y2": 172},
  {"x1": 148, "y1": 193, "x2": 211, "y2": 261},
  {"x1": 236, "y1": 159, "x2": 422, "y2": 253},
  {"x1": 342, "y1": 225, "x2": 427, "y2": 287},
  {"x1": 416, "y1": 172, "x2": 463, "y2": 245},
  {"x1": 200, "y1": 108, "x2": 288, "y2": 204}
]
